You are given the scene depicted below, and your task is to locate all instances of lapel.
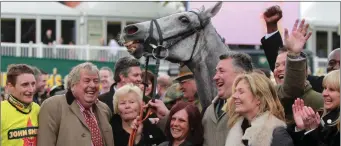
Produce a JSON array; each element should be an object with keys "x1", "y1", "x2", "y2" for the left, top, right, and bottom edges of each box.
[
  {"x1": 207, "y1": 104, "x2": 218, "y2": 124},
  {"x1": 69, "y1": 101, "x2": 90, "y2": 131},
  {"x1": 207, "y1": 96, "x2": 221, "y2": 124},
  {"x1": 93, "y1": 103, "x2": 110, "y2": 133}
]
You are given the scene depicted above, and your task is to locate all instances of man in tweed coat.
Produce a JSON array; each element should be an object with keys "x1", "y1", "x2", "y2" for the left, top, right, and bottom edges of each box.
[{"x1": 148, "y1": 51, "x2": 254, "y2": 146}]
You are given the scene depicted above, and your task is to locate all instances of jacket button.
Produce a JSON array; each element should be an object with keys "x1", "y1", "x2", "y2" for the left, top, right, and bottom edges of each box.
[{"x1": 81, "y1": 133, "x2": 86, "y2": 137}]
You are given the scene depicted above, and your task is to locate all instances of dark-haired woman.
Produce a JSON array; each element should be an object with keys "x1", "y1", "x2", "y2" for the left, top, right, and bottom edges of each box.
[{"x1": 133, "y1": 101, "x2": 203, "y2": 146}]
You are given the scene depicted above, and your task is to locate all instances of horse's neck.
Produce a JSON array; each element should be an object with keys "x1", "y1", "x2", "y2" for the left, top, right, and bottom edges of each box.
[{"x1": 187, "y1": 24, "x2": 228, "y2": 108}]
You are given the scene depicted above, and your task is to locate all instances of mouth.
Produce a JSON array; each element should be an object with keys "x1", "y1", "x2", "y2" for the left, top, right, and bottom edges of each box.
[
  {"x1": 124, "y1": 111, "x2": 135, "y2": 114},
  {"x1": 216, "y1": 81, "x2": 224, "y2": 88},
  {"x1": 324, "y1": 98, "x2": 333, "y2": 104},
  {"x1": 85, "y1": 90, "x2": 96, "y2": 96},
  {"x1": 277, "y1": 74, "x2": 284, "y2": 80},
  {"x1": 171, "y1": 128, "x2": 182, "y2": 134},
  {"x1": 24, "y1": 93, "x2": 33, "y2": 97},
  {"x1": 124, "y1": 40, "x2": 142, "y2": 54},
  {"x1": 234, "y1": 101, "x2": 242, "y2": 106}
]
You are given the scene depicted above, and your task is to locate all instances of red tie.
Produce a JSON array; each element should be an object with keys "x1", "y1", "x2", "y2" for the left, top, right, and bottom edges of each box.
[{"x1": 84, "y1": 109, "x2": 104, "y2": 146}]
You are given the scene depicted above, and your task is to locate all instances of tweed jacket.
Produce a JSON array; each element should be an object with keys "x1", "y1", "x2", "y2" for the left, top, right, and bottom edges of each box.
[
  {"x1": 37, "y1": 90, "x2": 114, "y2": 146},
  {"x1": 202, "y1": 96, "x2": 228, "y2": 146}
]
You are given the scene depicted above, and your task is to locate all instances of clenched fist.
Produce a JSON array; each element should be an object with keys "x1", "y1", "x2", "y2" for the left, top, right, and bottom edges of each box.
[{"x1": 263, "y1": 5, "x2": 283, "y2": 33}]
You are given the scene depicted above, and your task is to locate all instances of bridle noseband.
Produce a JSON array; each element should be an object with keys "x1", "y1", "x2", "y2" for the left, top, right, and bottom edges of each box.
[{"x1": 144, "y1": 11, "x2": 209, "y2": 63}]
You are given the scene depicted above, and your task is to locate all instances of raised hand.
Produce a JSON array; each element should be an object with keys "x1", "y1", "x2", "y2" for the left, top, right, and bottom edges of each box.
[
  {"x1": 146, "y1": 99, "x2": 169, "y2": 118},
  {"x1": 284, "y1": 19, "x2": 312, "y2": 54},
  {"x1": 263, "y1": 5, "x2": 282, "y2": 33},
  {"x1": 293, "y1": 98, "x2": 306, "y2": 130}
]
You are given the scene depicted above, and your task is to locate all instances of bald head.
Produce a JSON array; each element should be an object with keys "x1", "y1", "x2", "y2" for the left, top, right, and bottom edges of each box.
[
  {"x1": 327, "y1": 48, "x2": 340, "y2": 73},
  {"x1": 157, "y1": 75, "x2": 172, "y2": 96}
]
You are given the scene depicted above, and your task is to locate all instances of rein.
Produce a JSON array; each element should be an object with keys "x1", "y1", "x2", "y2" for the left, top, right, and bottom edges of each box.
[{"x1": 128, "y1": 11, "x2": 209, "y2": 146}]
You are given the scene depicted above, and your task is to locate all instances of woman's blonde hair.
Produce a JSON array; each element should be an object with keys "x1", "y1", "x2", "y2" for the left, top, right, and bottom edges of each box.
[
  {"x1": 113, "y1": 84, "x2": 143, "y2": 114},
  {"x1": 227, "y1": 72, "x2": 285, "y2": 128},
  {"x1": 322, "y1": 69, "x2": 340, "y2": 131}
]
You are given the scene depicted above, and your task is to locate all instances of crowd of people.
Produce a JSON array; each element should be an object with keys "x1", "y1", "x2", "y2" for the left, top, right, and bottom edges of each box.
[{"x1": 1, "y1": 5, "x2": 340, "y2": 146}]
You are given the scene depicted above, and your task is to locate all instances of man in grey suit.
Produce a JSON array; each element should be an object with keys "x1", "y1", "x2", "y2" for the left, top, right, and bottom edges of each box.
[{"x1": 148, "y1": 51, "x2": 253, "y2": 146}]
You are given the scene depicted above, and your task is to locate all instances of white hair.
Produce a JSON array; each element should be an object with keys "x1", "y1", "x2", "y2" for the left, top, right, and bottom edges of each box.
[{"x1": 113, "y1": 84, "x2": 143, "y2": 114}]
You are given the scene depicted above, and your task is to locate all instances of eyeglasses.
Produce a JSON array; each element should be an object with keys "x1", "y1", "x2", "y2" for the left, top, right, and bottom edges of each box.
[{"x1": 328, "y1": 60, "x2": 340, "y2": 67}]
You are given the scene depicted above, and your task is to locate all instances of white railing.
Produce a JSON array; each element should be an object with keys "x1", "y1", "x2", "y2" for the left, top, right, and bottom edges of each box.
[
  {"x1": 1, "y1": 42, "x2": 133, "y2": 62},
  {"x1": 0, "y1": 42, "x2": 178, "y2": 75}
]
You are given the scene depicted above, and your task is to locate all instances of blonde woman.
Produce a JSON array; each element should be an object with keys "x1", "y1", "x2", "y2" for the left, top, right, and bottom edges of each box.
[
  {"x1": 225, "y1": 73, "x2": 293, "y2": 146},
  {"x1": 292, "y1": 69, "x2": 340, "y2": 146},
  {"x1": 111, "y1": 84, "x2": 165, "y2": 146}
]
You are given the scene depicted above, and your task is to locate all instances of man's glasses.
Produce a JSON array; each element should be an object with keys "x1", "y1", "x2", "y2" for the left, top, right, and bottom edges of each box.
[{"x1": 328, "y1": 60, "x2": 340, "y2": 67}]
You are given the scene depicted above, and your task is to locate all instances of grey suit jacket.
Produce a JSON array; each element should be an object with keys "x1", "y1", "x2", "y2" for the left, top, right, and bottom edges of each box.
[{"x1": 202, "y1": 96, "x2": 228, "y2": 146}]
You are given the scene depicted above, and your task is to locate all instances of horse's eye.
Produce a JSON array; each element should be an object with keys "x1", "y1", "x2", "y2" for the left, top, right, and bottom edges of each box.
[{"x1": 179, "y1": 16, "x2": 190, "y2": 24}]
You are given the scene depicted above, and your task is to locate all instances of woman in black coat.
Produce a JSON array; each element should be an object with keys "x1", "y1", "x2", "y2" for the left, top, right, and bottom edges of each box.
[
  {"x1": 111, "y1": 84, "x2": 165, "y2": 146},
  {"x1": 291, "y1": 70, "x2": 340, "y2": 146}
]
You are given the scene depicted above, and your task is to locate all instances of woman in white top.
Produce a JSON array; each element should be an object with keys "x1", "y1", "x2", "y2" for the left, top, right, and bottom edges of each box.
[{"x1": 225, "y1": 72, "x2": 293, "y2": 146}]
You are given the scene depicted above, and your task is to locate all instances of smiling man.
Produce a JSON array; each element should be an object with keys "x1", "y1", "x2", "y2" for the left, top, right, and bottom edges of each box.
[
  {"x1": 175, "y1": 66, "x2": 202, "y2": 112},
  {"x1": 98, "y1": 56, "x2": 142, "y2": 113},
  {"x1": 37, "y1": 62, "x2": 114, "y2": 146},
  {"x1": 99, "y1": 67, "x2": 114, "y2": 94},
  {"x1": 1, "y1": 64, "x2": 40, "y2": 146},
  {"x1": 202, "y1": 51, "x2": 253, "y2": 146}
]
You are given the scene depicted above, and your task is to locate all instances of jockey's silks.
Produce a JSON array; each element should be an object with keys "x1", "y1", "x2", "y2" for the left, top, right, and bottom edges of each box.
[{"x1": 1, "y1": 95, "x2": 40, "y2": 146}]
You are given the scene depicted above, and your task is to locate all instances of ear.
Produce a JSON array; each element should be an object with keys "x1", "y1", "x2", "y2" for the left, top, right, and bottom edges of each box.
[
  {"x1": 119, "y1": 74, "x2": 125, "y2": 83},
  {"x1": 256, "y1": 98, "x2": 261, "y2": 106},
  {"x1": 203, "y1": 1, "x2": 223, "y2": 18},
  {"x1": 7, "y1": 82, "x2": 14, "y2": 88}
]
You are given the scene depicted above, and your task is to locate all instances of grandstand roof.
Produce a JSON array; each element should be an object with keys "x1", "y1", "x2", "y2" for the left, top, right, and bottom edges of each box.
[
  {"x1": 1, "y1": 2, "x2": 81, "y2": 16},
  {"x1": 74, "y1": 2, "x2": 184, "y2": 19},
  {"x1": 300, "y1": 2, "x2": 340, "y2": 26}
]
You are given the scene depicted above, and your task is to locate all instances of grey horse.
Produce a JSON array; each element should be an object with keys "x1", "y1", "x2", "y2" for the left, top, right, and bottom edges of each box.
[{"x1": 121, "y1": 2, "x2": 229, "y2": 109}]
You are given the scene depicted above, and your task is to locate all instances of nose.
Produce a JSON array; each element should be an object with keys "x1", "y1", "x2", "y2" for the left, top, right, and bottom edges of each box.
[
  {"x1": 322, "y1": 89, "x2": 328, "y2": 97},
  {"x1": 124, "y1": 25, "x2": 139, "y2": 35},
  {"x1": 179, "y1": 86, "x2": 184, "y2": 92},
  {"x1": 28, "y1": 84, "x2": 35, "y2": 92},
  {"x1": 172, "y1": 120, "x2": 179, "y2": 126},
  {"x1": 124, "y1": 103, "x2": 131, "y2": 109},
  {"x1": 213, "y1": 73, "x2": 219, "y2": 81},
  {"x1": 278, "y1": 64, "x2": 285, "y2": 72},
  {"x1": 136, "y1": 76, "x2": 142, "y2": 83},
  {"x1": 232, "y1": 92, "x2": 238, "y2": 99},
  {"x1": 89, "y1": 81, "x2": 97, "y2": 88}
]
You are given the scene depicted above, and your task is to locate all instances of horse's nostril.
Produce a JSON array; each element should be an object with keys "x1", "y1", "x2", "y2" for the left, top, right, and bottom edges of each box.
[{"x1": 124, "y1": 25, "x2": 139, "y2": 35}]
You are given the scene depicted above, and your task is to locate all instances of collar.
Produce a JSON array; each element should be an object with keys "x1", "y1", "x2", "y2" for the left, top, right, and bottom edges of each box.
[
  {"x1": 76, "y1": 99, "x2": 94, "y2": 113},
  {"x1": 7, "y1": 94, "x2": 32, "y2": 114},
  {"x1": 322, "y1": 108, "x2": 340, "y2": 126},
  {"x1": 113, "y1": 85, "x2": 118, "y2": 92},
  {"x1": 109, "y1": 82, "x2": 117, "y2": 92}
]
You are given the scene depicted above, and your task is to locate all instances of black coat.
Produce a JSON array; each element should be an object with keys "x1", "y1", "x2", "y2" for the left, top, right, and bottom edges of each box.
[
  {"x1": 111, "y1": 114, "x2": 166, "y2": 146},
  {"x1": 288, "y1": 108, "x2": 340, "y2": 146},
  {"x1": 261, "y1": 31, "x2": 324, "y2": 93},
  {"x1": 98, "y1": 83, "x2": 116, "y2": 113}
]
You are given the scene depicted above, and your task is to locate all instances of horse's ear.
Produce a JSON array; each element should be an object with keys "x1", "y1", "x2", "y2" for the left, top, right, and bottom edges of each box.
[
  {"x1": 199, "y1": 5, "x2": 205, "y2": 12},
  {"x1": 203, "y1": 1, "x2": 222, "y2": 18}
]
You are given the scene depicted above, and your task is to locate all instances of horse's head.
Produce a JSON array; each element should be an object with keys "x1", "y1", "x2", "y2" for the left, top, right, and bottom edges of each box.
[{"x1": 121, "y1": 2, "x2": 222, "y2": 63}]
